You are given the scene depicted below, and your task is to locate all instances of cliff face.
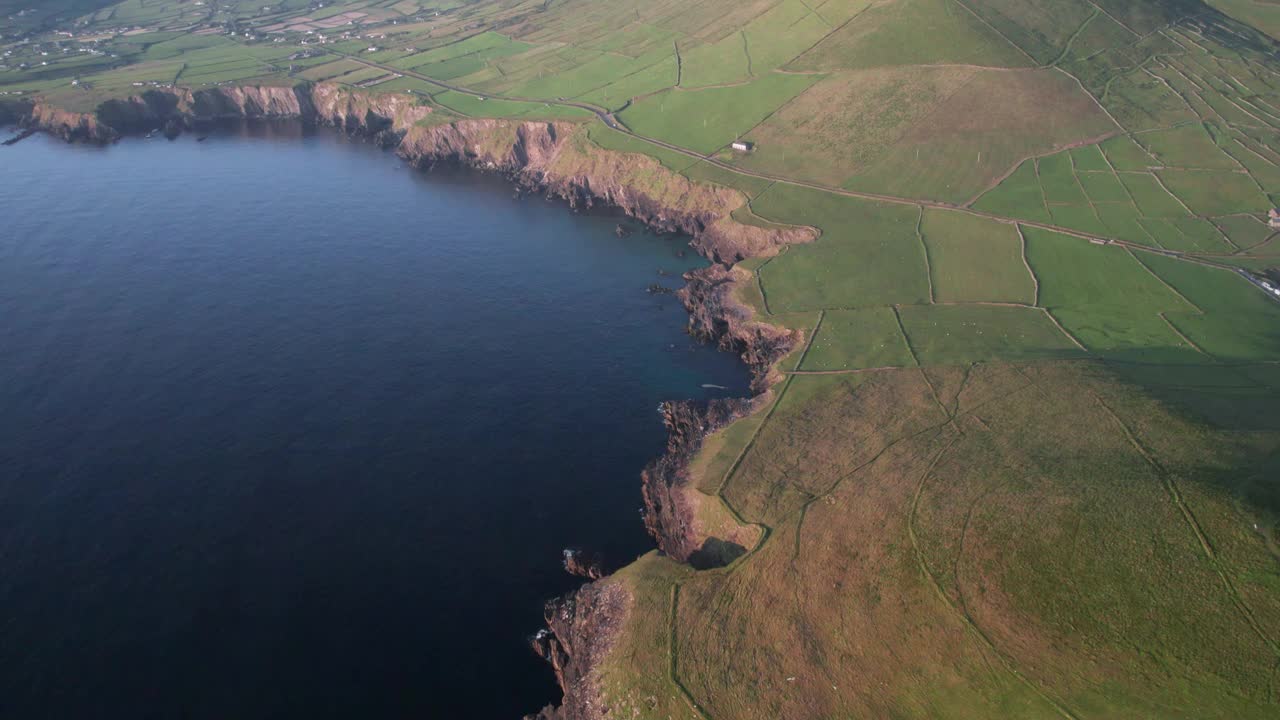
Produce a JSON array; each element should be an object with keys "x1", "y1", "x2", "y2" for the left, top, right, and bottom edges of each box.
[
  {"x1": 680, "y1": 264, "x2": 799, "y2": 393},
  {"x1": 24, "y1": 102, "x2": 109, "y2": 142},
  {"x1": 637, "y1": 265, "x2": 802, "y2": 562},
  {"x1": 310, "y1": 82, "x2": 431, "y2": 134},
  {"x1": 14, "y1": 83, "x2": 812, "y2": 262},
  {"x1": 17, "y1": 82, "x2": 429, "y2": 142},
  {"x1": 639, "y1": 396, "x2": 758, "y2": 562},
  {"x1": 396, "y1": 118, "x2": 815, "y2": 715},
  {"x1": 15, "y1": 88, "x2": 815, "y2": 719},
  {"x1": 397, "y1": 119, "x2": 813, "y2": 262},
  {"x1": 525, "y1": 581, "x2": 628, "y2": 720}
]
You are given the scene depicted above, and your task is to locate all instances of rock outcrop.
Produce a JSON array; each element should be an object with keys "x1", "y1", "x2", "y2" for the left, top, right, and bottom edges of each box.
[
  {"x1": 680, "y1": 264, "x2": 800, "y2": 393},
  {"x1": 630, "y1": 264, "x2": 801, "y2": 562},
  {"x1": 562, "y1": 548, "x2": 606, "y2": 580},
  {"x1": 0, "y1": 99, "x2": 31, "y2": 127},
  {"x1": 23, "y1": 102, "x2": 107, "y2": 142},
  {"x1": 525, "y1": 581, "x2": 628, "y2": 720},
  {"x1": 640, "y1": 396, "x2": 758, "y2": 562}
]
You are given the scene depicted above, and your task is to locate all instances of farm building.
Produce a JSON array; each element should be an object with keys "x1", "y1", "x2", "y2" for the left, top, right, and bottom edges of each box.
[
  {"x1": 731, "y1": 141, "x2": 753, "y2": 152},
  {"x1": 1269, "y1": 208, "x2": 1280, "y2": 229}
]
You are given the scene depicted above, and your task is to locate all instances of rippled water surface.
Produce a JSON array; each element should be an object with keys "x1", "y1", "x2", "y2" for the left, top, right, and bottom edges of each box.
[{"x1": 0, "y1": 124, "x2": 748, "y2": 718}]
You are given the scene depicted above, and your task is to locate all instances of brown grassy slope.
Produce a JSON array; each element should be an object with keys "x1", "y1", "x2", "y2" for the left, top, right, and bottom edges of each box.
[
  {"x1": 605, "y1": 361, "x2": 1280, "y2": 719},
  {"x1": 732, "y1": 67, "x2": 1116, "y2": 203}
]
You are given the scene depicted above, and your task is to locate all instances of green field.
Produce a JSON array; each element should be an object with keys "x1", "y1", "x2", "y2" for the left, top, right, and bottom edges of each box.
[
  {"x1": 972, "y1": 159, "x2": 1051, "y2": 222},
  {"x1": 898, "y1": 303, "x2": 1085, "y2": 364},
  {"x1": 618, "y1": 72, "x2": 819, "y2": 154},
  {"x1": 1155, "y1": 169, "x2": 1270, "y2": 216},
  {"x1": 1136, "y1": 251, "x2": 1280, "y2": 360},
  {"x1": 751, "y1": 185, "x2": 929, "y2": 311},
  {"x1": 920, "y1": 209, "x2": 1037, "y2": 304},
  {"x1": 798, "y1": 307, "x2": 916, "y2": 371},
  {"x1": 1025, "y1": 227, "x2": 1198, "y2": 356}
]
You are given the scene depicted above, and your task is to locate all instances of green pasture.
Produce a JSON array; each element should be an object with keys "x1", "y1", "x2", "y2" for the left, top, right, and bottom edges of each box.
[
  {"x1": 897, "y1": 304, "x2": 1085, "y2": 364},
  {"x1": 1024, "y1": 227, "x2": 1197, "y2": 356},
  {"x1": 799, "y1": 307, "x2": 916, "y2": 371},
  {"x1": 920, "y1": 209, "x2": 1036, "y2": 304},
  {"x1": 751, "y1": 185, "x2": 929, "y2": 311},
  {"x1": 618, "y1": 72, "x2": 818, "y2": 154}
]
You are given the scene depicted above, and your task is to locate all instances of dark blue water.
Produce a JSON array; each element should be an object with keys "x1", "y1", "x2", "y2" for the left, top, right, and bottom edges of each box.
[{"x1": 0, "y1": 123, "x2": 748, "y2": 719}]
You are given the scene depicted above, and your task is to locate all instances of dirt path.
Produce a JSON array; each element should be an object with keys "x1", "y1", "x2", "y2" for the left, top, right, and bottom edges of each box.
[
  {"x1": 905, "y1": 421, "x2": 1082, "y2": 719},
  {"x1": 1091, "y1": 391, "x2": 1280, "y2": 658},
  {"x1": 892, "y1": 305, "x2": 922, "y2": 368},
  {"x1": 952, "y1": 0, "x2": 1039, "y2": 66},
  {"x1": 1127, "y1": 246, "x2": 1205, "y2": 313},
  {"x1": 796, "y1": 0, "x2": 832, "y2": 28},
  {"x1": 786, "y1": 366, "x2": 911, "y2": 376},
  {"x1": 1050, "y1": 8, "x2": 1100, "y2": 68},
  {"x1": 1041, "y1": 308, "x2": 1089, "y2": 351},
  {"x1": 1159, "y1": 312, "x2": 1207, "y2": 354},
  {"x1": 1083, "y1": 0, "x2": 1139, "y2": 36}
]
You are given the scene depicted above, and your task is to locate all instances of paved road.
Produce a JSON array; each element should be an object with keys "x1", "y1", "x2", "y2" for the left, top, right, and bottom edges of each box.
[{"x1": 1236, "y1": 268, "x2": 1280, "y2": 303}]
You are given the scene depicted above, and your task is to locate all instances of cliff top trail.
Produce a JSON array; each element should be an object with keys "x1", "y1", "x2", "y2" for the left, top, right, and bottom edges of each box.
[{"x1": 5, "y1": 1, "x2": 1280, "y2": 719}]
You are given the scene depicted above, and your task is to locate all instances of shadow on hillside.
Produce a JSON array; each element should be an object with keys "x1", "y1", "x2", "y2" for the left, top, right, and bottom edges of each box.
[
  {"x1": 1185, "y1": 10, "x2": 1278, "y2": 55},
  {"x1": 1095, "y1": 345, "x2": 1280, "y2": 433},
  {"x1": 1085, "y1": 345, "x2": 1280, "y2": 517},
  {"x1": 688, "y1": 537, "x2": 747, "y2": 570}
]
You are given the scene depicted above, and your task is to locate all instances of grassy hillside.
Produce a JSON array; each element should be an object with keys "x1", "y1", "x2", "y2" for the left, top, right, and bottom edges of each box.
[{"x1": 4, "y1": 0, "x2": 1280, "y2": 717}]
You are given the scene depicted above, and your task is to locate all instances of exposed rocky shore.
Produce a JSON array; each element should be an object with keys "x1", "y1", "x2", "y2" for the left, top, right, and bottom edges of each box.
[{"x1": 3, "y1": 83, "x2": 815, "y2": 719}]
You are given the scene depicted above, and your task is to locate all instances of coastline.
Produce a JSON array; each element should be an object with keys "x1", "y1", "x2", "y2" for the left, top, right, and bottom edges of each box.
[{"x1": 1, "y1": 83, "x2": 817, "y2": 719}]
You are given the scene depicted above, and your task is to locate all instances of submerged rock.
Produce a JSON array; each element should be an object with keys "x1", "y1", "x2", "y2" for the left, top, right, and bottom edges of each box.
[{"x1": 562, "y1": 548, "x2": 605, "y2": 579}]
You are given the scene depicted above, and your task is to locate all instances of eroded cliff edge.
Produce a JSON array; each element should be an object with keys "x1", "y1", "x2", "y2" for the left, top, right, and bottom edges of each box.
[
  {"x1": 4, "y1": 84, "x2": 816, "y2": 719},
  {"x1": 6, "y1": 83, "x2": 433, "y2": 143}
]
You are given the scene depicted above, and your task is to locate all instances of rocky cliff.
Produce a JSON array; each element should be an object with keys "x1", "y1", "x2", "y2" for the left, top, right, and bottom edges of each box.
[
  {"x1": 525, "y1": 581, "x2": 628, "y2": 720},
  {"x1": 397, "y1": 118, "x2": 813, "y2": 262},
  {"x1": 13, "y1": 82, "x2": 431, "y2": 142},
  {"x1": 639, "y1": 396, "x2": 759, "y2": 562}
]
